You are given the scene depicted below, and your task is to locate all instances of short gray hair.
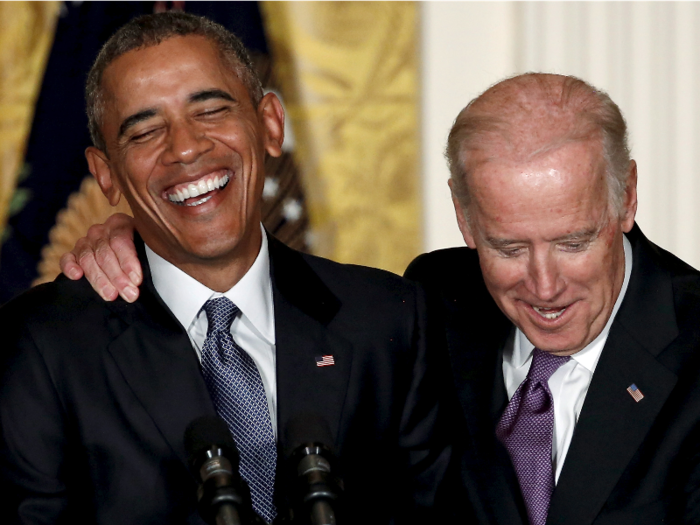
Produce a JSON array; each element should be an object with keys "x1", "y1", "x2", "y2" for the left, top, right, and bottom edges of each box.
[
  {"x1": 86, "y1": 11, "x2": 264, "y2": 153},
  {"x1": 446, "y1": 73, "x2": 631, "y2": 222}
]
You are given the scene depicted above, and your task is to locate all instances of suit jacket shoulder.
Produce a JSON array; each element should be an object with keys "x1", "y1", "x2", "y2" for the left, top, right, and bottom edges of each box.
[
  {"x1": 1, "y1": 236, "x2": 448, "y2": 525},
  {"x1": 0, "y1": 263, "x2": 213, "y2": 524},
  {"x1": 404, "y1": 226, "x2": 700, "y2": 525}
]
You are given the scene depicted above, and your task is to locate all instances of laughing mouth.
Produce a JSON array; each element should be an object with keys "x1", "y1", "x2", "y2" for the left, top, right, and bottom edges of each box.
[
  {"x1": 532, "y1": 305, "x2": 567, "y2": 320},
  {"x1": 167, "y1": 171, "x2": 231, "y2": 207}
]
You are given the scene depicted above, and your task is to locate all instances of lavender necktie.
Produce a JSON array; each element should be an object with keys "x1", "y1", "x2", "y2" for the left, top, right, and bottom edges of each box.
[
  {"x1": 201, "y1": 297, "x2": 277, "y2": 523},
  {"x1": 496, "y1": 348, "x2": 570, "y2": 525}
]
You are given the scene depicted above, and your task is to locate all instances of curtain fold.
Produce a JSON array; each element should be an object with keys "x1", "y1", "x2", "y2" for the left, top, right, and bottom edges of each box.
[
  {"x1": 0, "y1": 1, "x2": 59, "y2": 239},
  {"x1": 261, "y1": 1, "x2": 421, "y2": 274}
]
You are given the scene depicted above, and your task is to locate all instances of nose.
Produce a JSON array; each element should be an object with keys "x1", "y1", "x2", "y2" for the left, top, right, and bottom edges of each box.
[
  {"x1": 526, "y1": 250, "x2": 563, "y2": 301},
  {"x1": 161, "y1": 119, "x2": 214, "y2": 165}
]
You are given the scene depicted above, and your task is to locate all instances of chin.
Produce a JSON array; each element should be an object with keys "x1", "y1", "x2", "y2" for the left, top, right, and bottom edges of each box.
[{"x1": 522, "y1": 328, "x2": 583, "y2": 355}]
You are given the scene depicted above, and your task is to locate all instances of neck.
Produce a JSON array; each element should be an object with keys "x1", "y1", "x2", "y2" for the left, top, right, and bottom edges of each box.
[
  {"x1": 145, "y1": 227, "x2": 264, "y2": 293},
  {"x1": 189, "y1": 231, "x2": 263, "y2": 292}
]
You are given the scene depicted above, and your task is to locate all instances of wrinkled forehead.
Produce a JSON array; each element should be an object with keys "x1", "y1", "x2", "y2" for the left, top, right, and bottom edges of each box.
[{"x1": 467, "y1": 139, "x2": 610, "y2": 228}]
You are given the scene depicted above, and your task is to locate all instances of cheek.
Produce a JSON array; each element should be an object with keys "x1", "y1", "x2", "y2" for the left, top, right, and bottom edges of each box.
[
  {"x1": 562, "y1": 250, "x2": 614, "y2": 296},
  {"x1": 121, "y1": 151, "x2": 158, "y2": 185},
  {"x1": 480, "y1": 257, "x2": 524, "y2": 295}
]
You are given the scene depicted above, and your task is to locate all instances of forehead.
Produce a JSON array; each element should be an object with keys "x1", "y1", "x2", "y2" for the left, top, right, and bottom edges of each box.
[
  {"x1": 100, "y1": 35, "x2": 243, "y2": 122},
  {"x1": 466, "y1": 76, "x2": 601, "y2": 161},
  {"x1": 469, "y1": 140, "x2": 609, "y2": 235}
]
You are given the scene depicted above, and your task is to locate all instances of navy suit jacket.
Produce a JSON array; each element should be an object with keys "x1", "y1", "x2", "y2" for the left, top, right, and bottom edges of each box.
[
  {"x1": 405, "y1": 224, "x2": 700, "y2": 525},
  {"x1": 0, "y1": 234, "x2": 445, "y2": 524}
]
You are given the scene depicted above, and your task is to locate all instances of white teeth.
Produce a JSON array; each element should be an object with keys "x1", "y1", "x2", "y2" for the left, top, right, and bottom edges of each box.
[
  {"x1": 186, "y1": 194, "x2": 213, "y2": 207},
  {"x1": 167, "y1": 172, "x2": 231, "y2": 204},
  {"x1": 533, "y1": 306, "x2": 566, "y2": 320}
]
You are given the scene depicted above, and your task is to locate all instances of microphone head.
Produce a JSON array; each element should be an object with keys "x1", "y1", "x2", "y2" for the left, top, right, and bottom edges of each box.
[
  {"x1": 283, "y1": 413, "x2": 334, "y2": 459},
  {"x1": 184, "y1": 415, "x2": 238, "y2": 471},
  {"x1": 284, "y1": 414, "x2": 344, "y2": 519},
  {"x1": 184, "y1": 416, "x2": 254, "y2": 524}
]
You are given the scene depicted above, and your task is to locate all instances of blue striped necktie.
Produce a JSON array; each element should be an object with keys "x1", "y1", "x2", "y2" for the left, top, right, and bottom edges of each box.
[{"x1": 200, "y1": 297, "x2": 277, "y2": 523}]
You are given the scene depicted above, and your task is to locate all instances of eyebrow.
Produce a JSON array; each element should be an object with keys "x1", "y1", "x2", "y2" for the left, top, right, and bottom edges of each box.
[
  {"x1": 484, "y1": 228, "x2": 600, "y2": 248},
  {"x1": 117, "y1": 90, "x2": 237, "y2": 140},
  {"x1": 189, "y1": 89, "x2": 236, "y2": 104},
  {"x1": 552, "y1": 228, "x2": 600, "y2": 242},
  {"x1": 484, "y1": 237, "x2": 521, "y2": 249},
  {"x1": 118, "y1": 108, "x2": 157, "y2": 140}
]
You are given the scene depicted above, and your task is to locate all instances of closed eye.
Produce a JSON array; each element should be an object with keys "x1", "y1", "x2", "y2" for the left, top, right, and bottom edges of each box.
[
  {"x1": 498, "y1": 247, "x2": 525, "y2": 258},
  {"x1": 198, "y1": 106, "x2": 229, "y2": 118},
  {"x1": 130, "y1": 128, "x2": 159, "y2": 143},
  {"x1": 560, "y1": 239, "x2": 591, "y2": 252}
]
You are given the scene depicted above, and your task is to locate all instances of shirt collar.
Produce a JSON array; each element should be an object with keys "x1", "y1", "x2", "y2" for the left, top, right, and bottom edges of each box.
[
  {"x1": 145, "y1": 224, "x2": 275, "y2": 345},
  {"x1": 512, "y1": 234, "x2": 633, "y2": 372}
]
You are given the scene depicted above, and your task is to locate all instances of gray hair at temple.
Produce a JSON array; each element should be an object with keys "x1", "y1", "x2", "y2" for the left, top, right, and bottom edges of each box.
[
  {"x1": 86, "y1": 11, "x2": 264, "y2": 153},
  {"x1": 446, "y1": 73, "x2": 632, "y2": 224}
]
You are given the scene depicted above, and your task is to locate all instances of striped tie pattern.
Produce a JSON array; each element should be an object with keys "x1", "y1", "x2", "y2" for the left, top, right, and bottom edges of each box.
[{"x1": 201, "y1": 297, "x2": 277, "y2": 523}]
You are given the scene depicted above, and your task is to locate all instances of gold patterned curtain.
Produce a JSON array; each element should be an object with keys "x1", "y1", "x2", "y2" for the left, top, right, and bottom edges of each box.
[
  {"x1": 0, "y1": 1, "x2": 59, "y2": 239},
  {"x1": 261, "y1": 1, "x2": 421, "y2": 275},
  {"x1": 4, "y1": 2, "x2": 422, "y2": 280}
]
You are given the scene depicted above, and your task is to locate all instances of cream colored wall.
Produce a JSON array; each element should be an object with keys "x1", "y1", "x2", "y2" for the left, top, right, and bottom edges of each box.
[
  {"x1": 420, "y1": 2, "x2": 515, "y2": 252},
  {"x1": 421, "y1": 2, "x2": 700, "y2": 270}
]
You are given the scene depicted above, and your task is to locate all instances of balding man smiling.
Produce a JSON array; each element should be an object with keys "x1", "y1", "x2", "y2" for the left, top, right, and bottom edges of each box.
[{"x1": 407, "y1": 73, "x2": 700, "y2": 525}]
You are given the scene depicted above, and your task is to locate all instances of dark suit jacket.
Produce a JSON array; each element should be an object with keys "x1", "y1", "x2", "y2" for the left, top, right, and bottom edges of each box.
[
  {"x1": 405, "y1": 224, "x2": 700, "y2": 525},
  {"x1": 0, "y1": 234, "x2": 445, "y2": 525}
]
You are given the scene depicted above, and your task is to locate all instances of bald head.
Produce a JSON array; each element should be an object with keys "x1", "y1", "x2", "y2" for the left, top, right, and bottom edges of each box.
[{"x1": 447, "y1": 73, "x2": 631, "y2": 222}]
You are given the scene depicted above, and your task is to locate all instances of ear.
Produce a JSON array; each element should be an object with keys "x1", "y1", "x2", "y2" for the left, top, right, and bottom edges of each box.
[
  {"x1": 86, "y1": 147, "x2": 122, "y2": 206},
  {"x1": 620, "y1": 160, "x2": 638, "y2": 233},
  {"x1": 258, "y1": 92, "x2": 285, "y2": 158},
  {"x1": 449, "y1": 178, "x2": 476, "y2": 248}
]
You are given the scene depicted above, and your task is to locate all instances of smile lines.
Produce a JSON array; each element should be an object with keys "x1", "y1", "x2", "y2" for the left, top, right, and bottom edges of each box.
[{"x1": 167, "y1": 172, "x2": 230, "y2": 206}]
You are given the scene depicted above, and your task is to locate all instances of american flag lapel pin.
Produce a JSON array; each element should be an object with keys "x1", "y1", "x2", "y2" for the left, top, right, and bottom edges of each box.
[
  {"x1": 315, "y1": 355, "x2": 335, "y2": 367},
  {"x1": 626, "y1": 383, "x2": 645, "y2": 402}
]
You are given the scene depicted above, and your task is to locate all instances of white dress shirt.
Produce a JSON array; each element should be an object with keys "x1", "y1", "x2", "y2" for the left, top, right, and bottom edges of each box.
[
  {"x1": 502, "y1": 235, "x2": 633, "y2": 482},
  {"x1": 145, "y1": 226, "x2": 277, "y2": 438}
]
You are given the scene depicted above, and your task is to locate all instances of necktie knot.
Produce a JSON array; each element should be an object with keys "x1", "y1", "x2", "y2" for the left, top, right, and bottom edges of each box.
[
  {"x1": 204, "y1": 297, "x2": 239, "y2": 334},
  {"x1": 527, "y1": 348, "x2": 571, "y2": 384}
]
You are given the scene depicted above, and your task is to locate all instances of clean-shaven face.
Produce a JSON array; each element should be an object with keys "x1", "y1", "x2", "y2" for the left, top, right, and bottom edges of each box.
[
  {"x1": 87, "y1": 35, "x2": 283, "y2": 279},
  {"x1": 456, "y1": 140, "x2": 636, "y2": 356}
]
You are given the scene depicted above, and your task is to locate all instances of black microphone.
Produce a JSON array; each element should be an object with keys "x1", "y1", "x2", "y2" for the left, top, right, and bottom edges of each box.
[
  {"x1": 284, "y1": 414, "x2": 343, "y2": 525},
  {"x1": 184, "y1": 415, "x2": 257, "y2": 525}
]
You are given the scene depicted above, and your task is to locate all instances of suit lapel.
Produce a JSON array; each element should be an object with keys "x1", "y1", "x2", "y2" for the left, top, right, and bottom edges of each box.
[
  {"x1": 441, "y1": 257, "x2": 527, "y2": 525},
  {"x1": 103, "y1": 234, "x2": 351, "y2": 499},
  {"x1": 549, "y1": 226, "x2": 679, "y2": 525},
  {"x1": 103, "y1": 238, "x2": 216, "y2": 467},
  {"x1": 268, "y1": 236, "x2": 352, "y2": 454},
  {"x1": 444, "y1": 285, "x2": 510, "y2": 440}
]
